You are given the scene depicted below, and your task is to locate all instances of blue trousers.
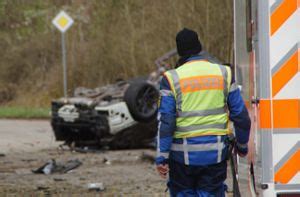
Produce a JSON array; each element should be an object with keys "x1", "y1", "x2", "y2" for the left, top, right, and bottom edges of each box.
[{"x1": 168, "y1": 159, "x2": 227, "y2": 197}]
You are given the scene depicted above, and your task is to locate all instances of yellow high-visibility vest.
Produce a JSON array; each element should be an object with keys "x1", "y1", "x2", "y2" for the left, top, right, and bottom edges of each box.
[{"x1": 164, "y1": 60, "x2": 232, "y2": 138}]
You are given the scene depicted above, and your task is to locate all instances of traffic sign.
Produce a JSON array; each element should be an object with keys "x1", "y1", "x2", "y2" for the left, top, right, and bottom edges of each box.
[
  {"x1": 52, "y1": 11, "x2": 74, "y2": 33},
  {"x1": 52, "y1": 10, "x2": 74, "y2": 98}
]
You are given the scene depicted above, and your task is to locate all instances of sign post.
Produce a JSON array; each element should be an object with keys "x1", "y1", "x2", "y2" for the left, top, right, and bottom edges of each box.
[{"x1": 52, "y1": 11, "x2": 74, "y2": 98}]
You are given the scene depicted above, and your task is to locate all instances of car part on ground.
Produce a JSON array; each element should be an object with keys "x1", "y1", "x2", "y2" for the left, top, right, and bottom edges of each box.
[{"x1": 32, "y1": 159, "x2": 82, "y2": 175}]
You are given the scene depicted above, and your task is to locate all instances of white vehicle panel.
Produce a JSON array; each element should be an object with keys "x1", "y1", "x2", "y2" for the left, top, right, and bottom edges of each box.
[{"x1": 95, "y1": 102, "x2": 136, "y2": 135}]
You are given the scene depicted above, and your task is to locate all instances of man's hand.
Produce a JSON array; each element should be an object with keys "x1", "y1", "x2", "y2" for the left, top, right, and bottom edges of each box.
[{"x1": 156, "y1": 164, "x2": 169, "y2": 179}]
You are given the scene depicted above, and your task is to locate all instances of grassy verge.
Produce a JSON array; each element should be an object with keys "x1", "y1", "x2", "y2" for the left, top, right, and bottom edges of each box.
[{"x1": 0, "y1": 106, "x2": 50, "y2": 119}]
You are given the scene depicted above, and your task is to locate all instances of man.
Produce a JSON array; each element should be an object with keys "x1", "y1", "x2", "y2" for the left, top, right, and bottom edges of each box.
[{"x1": 156, "y1": 28, "x2": 251, "y2": 196}]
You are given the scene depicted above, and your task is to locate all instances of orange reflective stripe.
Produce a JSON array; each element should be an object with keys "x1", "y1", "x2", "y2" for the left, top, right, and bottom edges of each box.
[
  {"x1": 179, "y1": 75, "x2": 223, "y2": 93},
  {"x1": 273, "y1": 99, "x2": 299, "y2": 128},
  {"x1": 259, "y1": 100, "x2": 271, "y2": 129},
  {"x1": 272, "y1": 50, "x2": 298, "y2": 97},
  {"x1": 259, "y1": 99, "x2": 300, "y2": 129},
  {"x1": 270, "y1": 0, "x2": 298, "y2": 36},
  {"x1": 275, "y1": 149, "x2": 300, "y2": 184}
]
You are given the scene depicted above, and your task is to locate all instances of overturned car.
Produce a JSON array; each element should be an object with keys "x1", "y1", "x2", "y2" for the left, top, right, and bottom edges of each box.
[
  {"x1": 51, "y1": 50, "x2": 220, "y2": 149},
  {"x1": 51, "y1": 77, "x2": 160, "y2": 149},
  {"x1": 50, "y1": 48, "x2": 174, "y2": 149}
]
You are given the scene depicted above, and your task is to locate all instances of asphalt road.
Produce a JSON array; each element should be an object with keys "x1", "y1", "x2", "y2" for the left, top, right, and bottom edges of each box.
[{"x1": 0, "y1": 119, "x2": 60, "y2": 154}]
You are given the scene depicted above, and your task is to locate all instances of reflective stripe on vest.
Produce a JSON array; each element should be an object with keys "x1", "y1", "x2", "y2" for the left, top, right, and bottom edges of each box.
[
  {"x1": 177, "y1": 106, "x2": 227, "y2": 118},
  {"x1": 218, "y1": 65, "x2": 228, "y2": 103},
  {"x1": 176, "y1": 123, "x2": 228, "y2": 132},
  {"x1": 164, "y1": 61, "x2": 231, "y2": 138},
  {"x1": 168, "y1": 69, "x2": 182, "y2": 111},
  {"x1": 171, "y1": 139, "x2": 224, "y2": 152},
  {"x1": 171, "y1": 135, "x2": 224, "y2": 164}
]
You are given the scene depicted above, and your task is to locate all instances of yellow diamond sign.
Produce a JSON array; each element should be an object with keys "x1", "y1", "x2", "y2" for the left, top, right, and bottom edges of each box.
[
  {"x1": 52, "y1": 11, "x2": 74, "y2": 33},
  {"x1": 57, "y1": 16, "x2": 68, "y2": 28}
]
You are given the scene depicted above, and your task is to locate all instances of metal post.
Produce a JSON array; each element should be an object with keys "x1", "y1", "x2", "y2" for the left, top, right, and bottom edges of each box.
[{"x1": 61, "y1": 32, "x2": 67, "y2": 98}]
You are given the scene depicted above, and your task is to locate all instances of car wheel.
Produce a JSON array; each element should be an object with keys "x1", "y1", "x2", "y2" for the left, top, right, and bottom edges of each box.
[{"x1": 124, "y1": 80, "x2": 159, "y2": 122}]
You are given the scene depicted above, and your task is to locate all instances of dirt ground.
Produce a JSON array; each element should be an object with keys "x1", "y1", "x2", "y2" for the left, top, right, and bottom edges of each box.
[{"x1": 0, "y1": 119, "x2": 256, "y2": 196}]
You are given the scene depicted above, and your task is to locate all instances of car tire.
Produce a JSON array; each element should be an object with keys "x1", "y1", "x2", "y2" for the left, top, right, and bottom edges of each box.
[{"x1": 124, "y1": 80, "x2": 159, "y2": 122}]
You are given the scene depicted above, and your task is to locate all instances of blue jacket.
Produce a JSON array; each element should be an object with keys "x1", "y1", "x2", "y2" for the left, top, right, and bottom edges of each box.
[{"x1": 156, "y1": 57, "x2": 251, "y2": 166}]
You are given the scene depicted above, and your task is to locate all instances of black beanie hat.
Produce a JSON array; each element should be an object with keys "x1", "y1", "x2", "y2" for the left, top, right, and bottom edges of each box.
[{"x1": 176, "y1": 28, "x2": 202, "y2": 57}]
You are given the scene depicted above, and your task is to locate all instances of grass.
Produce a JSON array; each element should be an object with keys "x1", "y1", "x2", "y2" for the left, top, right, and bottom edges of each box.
[
  {"x1": 0, "y1": 106, "x2": 50, "y2": 119},
  {"x1": 0, "y1": 0, "x2": 233, "y2": 107}
]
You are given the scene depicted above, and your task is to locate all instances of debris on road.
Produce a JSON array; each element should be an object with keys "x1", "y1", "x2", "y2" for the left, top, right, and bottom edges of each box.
[
  {"x1": 74, "y1": 146, "x2": 105, "y2": 154},
  {"x1": 21, "y1": 158, "x2": 37, "y2": 162},
  {"x1": 42, "y1": 159, "x2": 55, "y2": 175},
  {"x1": 53, "y1": 177, "x2": 66, "y2": 182},
  {"x1": 61, "y1": 159, "x2": 82, "y2": 173},
  {"x1": 102, "y1": 157, "x2": 111, "y2": 165},
  {"x1": 87, "y1": 182, "x2": 105, "y2": 192},
  {"x1": 32, "y1": 159, "x2": 82, "y2": 175},
  {"x1": 36, "y1": 186, "x2": 50, "y2": 191},
  {"x1": 0, "y1": 153, "x2": 5, "y2": 157}
]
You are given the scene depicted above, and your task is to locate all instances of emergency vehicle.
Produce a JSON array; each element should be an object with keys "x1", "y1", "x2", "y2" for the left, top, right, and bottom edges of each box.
[{"x1": 234, "y1": 0, "x2": 300, "y2": 196}]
